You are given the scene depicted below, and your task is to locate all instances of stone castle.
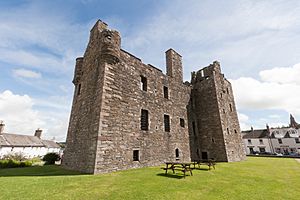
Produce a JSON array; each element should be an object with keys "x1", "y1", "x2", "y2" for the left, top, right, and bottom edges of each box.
[{"x1": 62, "y1": 20, "x2": 246, "y2": 174}]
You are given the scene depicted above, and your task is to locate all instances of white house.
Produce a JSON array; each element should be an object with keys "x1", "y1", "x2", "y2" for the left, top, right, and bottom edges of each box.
[
  {"x1": 242, "y1": 115, "x2": 300, "y2": 156},
  {"x1": 0, "y1": 122, "x2": 60, "y2": 159}
]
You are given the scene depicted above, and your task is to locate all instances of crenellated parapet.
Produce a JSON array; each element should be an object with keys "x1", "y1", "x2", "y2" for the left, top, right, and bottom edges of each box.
[{"x1": 191, "y1": 61, "x2": 221, "y2": 84}]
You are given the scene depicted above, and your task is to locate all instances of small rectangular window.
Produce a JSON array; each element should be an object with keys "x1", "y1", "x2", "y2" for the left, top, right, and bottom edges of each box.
[
  {"x1": 278, "y1": 139, "x2": 282, "y2": 144},
  {"x1": 259, "y1": 147, "x2": 265, "y2": 153},
  {"x1": 200, "y1": 70, "x2": 204, "y2": 77},
  {"x1": 192, "y1": 121, "x2": 196, "y2": 135},
  {"x1": 77, "y1": 84, "x2": 81, "y2": 95},
  {"x1": 229, "y1": 104, "x2": 232, "y2": 112},
  {"x1": 175, "y1": 148, "x2": 179, "y2": 158},
  {"x1": 248, "y1": 139, "x2": 252, "y2": 144},
  {"x1": 227, "y1": 128, "x2": 230, "y2": 135},
  {"x1": 163, "y1": 86, "x2": 169, "y2": 99},
  {"x1": 140, "y1": 76, "x2": 147, "y2": 91},
  {"x1": 164, "y1": 114, "x2": 170, "y2": 132},
  {"x1": 141, "y1": 109, "x2": 149, "y2": 131},
  {"x1": 259, "y1": 139, "x2": 263, "y2": 144},
  {"x1": 180, "y1": 118, "x2": 185, "y2": 127},
  {"x1": 133, "y1": 150, "x2": 139, "y2": 161},
  {"x1": 295, "y1": 138, "x2": 300, "y2": 143}
]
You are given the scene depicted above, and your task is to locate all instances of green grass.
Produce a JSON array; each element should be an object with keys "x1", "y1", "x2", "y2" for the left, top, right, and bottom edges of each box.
[{"x1": 0, "y1": 157, "x2": 299, "y2": 200}]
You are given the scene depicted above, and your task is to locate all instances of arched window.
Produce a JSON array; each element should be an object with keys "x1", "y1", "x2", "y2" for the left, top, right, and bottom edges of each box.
[{"x1": 175, "y1": 148, "x2": 179, "y2": 158}]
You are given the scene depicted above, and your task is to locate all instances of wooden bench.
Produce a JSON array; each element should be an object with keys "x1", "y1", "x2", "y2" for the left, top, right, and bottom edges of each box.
[
  {"x1": 162, "y1": 162, "x2": 193, "y2": 178},
  {"x1": 192, "y1": 159, "x2": 216, "y2": 170}
]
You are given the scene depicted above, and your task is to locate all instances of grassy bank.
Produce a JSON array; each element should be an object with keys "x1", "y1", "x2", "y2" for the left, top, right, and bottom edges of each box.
[{"x1": 0, "y1": 157, "x2": 299, "y2": 200}]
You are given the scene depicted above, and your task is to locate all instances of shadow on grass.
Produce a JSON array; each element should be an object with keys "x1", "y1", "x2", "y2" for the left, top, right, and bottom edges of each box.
[
  {"x1": 191, "y1": 168, "x2": 210, "y2": 171},
  {"x1": 0, "y1": 165, "x2": 86, "y2": 177},
  {"x1": 156, "y1": 173, "x2": 190, "y2": 179}
]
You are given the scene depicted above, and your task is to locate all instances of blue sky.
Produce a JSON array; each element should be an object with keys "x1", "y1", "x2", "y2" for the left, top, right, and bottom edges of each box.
[{"x1": 1, "y1": 0, "x2": 300, "y2": 141}]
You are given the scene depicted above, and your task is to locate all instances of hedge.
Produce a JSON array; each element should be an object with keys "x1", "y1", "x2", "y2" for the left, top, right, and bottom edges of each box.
[{"x1": 0, "y1": 159, "x2": 32, "y2": 169}]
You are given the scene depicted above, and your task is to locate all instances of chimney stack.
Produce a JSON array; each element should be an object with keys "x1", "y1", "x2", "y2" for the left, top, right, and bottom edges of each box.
[
  {"x1": 0, "y1": 121, "x2": 4, "y2": 134},
  {"x1": 34, "y1": 129, "x2": 42, "y2": 138}
]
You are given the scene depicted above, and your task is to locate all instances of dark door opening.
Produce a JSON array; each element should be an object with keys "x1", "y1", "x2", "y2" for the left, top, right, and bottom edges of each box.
[{"x1": 201, "y1": 151, "x2": 208, "y2": 160}]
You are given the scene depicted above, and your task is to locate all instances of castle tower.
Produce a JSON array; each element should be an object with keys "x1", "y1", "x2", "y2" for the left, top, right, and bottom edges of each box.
[
  {"x1": 63, "y1": 20, "x2": 121, "y2": 173},
  {"x1": 188, "y1": 61, "x2": 246, "y2": 162}
]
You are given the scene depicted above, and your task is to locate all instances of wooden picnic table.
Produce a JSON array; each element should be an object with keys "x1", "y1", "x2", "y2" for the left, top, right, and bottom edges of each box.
[
  {"x1": 162, "y1": 162, "x2": 193, "y2": 178},
  {"x1": 192, "y1": 159, "x2": 216, "y2": 170}
]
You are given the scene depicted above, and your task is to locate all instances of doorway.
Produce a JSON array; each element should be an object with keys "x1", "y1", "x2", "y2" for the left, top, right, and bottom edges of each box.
[{"x1": 201, "y1": 151, "x2": 208, "y2": 160}]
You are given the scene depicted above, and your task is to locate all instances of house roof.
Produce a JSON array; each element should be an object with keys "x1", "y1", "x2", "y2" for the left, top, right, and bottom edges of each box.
[
  {"x1": 242, "y1": 129, "x2": 269, "y2": 139},
  {"x1": 42, "y1": 140, "x2": 60, "y2": 148},
  {"x1": 0, "y1": 133, "x2": 60, "y2": 148},
  {"x1": 270, "y1": 128, "x2": 300, "y2": 138}
]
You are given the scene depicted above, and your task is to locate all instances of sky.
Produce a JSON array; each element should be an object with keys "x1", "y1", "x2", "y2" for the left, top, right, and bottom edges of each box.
[{"x1": 0, "y1": 0, "x2": 300, "y2": 141}]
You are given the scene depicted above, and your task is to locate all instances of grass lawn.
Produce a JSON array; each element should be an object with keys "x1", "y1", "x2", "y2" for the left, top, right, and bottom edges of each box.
[{"x1": 0, "y1": 157, "x2": 299, "y2": 200}]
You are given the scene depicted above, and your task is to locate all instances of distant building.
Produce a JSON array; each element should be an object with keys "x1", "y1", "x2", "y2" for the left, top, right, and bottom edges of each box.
[
  {"x1": 0, "y1": 122, "x2": 60, "y2": 158},
  {"x1": 242, "y1": 115, "x2": 300, "y2": 155}
]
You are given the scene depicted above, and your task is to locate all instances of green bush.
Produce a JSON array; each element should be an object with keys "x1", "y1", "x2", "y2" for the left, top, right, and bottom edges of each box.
[
  {"x1": 0, "y1": 159, "x2": 32, "y2": 169},
  {"x1": 42, "y1": 153, "x2": 61, "y2": 165}
]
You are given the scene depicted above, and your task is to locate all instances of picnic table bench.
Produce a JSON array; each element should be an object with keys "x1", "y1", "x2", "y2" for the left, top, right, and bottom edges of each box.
[
  {"x1": 162, "y1": 162, "x2": 193, "y2": 178},
  {"x1": 192, "y1": 159, "x2": 216, "y2": 170}
]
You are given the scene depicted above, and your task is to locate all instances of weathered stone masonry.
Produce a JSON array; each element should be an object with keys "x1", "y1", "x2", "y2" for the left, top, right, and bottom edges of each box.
[{"x1": 62, "y1": 20, "x2": 246, "y2": 174}]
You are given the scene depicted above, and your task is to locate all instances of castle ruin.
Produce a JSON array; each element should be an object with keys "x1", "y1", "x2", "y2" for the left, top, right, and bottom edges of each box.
[{"x1": 62, "y1": 20, "x2": 246, "y2": 174}]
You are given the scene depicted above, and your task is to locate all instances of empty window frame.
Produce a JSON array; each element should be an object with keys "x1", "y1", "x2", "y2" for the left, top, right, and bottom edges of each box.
[
  {"x1": 163, "y1": 86, "x2": 169, "y2": 99},
  {"x1": 141, "y1": 109, "x2": 149, "y2": 131},
  {"x1": 133, "y1": 150, "x2": 139, "y2": 161},
  {"x1": 192, "y1": 121, "x2": 196, "y2": 135},
  {"x1": 278, "y1": 139, "x2": 283, "y2": 144},
  {"x1": 175, "y1": 148, "x2": 179, "y2": 158},
  {"x1": 259, "y1": 147, "x2": 266, "y2": 153},
  {"x1": 164, "y1": 114, "x2": 170, "y2": 132},
  {"x1": 140, "y1": 76, "x2": 147, "y2": 91},
  {"x1": 77, "y1": 83, "x2": 81, "y2": 96},
  {"x1": 180, "y1": 118, "x2": 185, "y2": 127}
]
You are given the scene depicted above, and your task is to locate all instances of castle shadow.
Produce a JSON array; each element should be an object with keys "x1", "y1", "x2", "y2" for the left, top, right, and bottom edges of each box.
[{"x1": 156, "y1": 172, "x2": 188, "y2": 179}]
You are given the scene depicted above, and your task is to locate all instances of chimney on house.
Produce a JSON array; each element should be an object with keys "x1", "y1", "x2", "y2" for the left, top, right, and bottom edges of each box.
[
  {"x1": 34, "y1": 129, "x2": 42, "y2": 138},
  {"x1": 266, "y1": 124, "x2": 270, "y2": 133},
  {"x1": 0, "y1": 121, "x2": 4, "y2": 134}
]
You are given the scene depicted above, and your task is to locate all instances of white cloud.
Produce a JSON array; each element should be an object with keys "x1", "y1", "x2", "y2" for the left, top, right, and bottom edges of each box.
[
  {"x1": 0, "y1": 3, "x2": 88, "y2": 74},
  {"x1": 269, "y1": 114, "x2": 281, "y2": 119},
  {"x1": 12, "y1": 68, "x2": 41, "y2": 79},
  {"x1": 231, "y1": 62, "x2": 300, "y2": 119},
  {"x1": 238, "y1": 112, "x2": 251, "y2": 130},
  {"x1": 259, "y1": 63, "x2": 300, "y2": 85},
  {"x1": 0, "y1": 90, "x2": 69, "y2": 141}
]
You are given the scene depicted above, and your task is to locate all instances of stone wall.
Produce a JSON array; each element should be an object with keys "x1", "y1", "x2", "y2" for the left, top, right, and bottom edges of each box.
[
  {"x1": 62, "y1": 20, "x2": 245, "y2": 174},
  {"x1": 189, "y1": 62, "x2": 246, "y2": 162},
  {"x1": 63, "y1": 20, "x2": 191, "y2": 174}
]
